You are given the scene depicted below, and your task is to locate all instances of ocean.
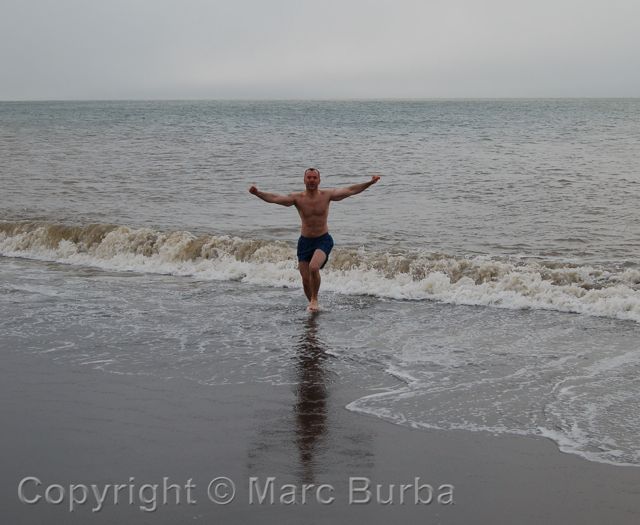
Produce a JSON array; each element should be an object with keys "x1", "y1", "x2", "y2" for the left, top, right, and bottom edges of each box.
[{"x1": 1, "y1": 99, "x2": 639, "y2": 467}]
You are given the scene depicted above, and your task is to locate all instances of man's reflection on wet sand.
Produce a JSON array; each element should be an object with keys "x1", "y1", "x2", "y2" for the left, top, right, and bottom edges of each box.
[{"x1": 293, "y1": 313, "x2": 329, "y2": 484}]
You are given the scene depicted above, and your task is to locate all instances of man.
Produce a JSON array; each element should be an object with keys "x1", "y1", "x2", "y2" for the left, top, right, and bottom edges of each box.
[{"x1": 249, "y1": 168, "x2": 381, "y2": 311}]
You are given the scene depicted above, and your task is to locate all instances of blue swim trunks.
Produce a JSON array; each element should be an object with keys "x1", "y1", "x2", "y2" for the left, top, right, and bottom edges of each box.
[{"x1": 297, "y1": 232, "x2": 334, "y2": 269}]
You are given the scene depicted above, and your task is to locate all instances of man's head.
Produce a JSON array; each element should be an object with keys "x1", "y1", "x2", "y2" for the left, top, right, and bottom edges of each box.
[{"x1": 304, "y1": 168, "x2": 320, "y2": 190}]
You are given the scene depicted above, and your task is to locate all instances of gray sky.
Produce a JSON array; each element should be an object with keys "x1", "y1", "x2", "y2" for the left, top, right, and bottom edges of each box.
[{"x1": 1, "y1": 0, "x2": 639, "y2": 100}]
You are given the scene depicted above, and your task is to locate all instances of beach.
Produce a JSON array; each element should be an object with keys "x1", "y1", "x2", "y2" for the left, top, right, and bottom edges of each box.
[
  {"x1": 1, "y1": 99, "x2": 640, "y2": 523},
  {"x1": 2, "y1": 255, "x2": 640, "y2": 524},
  {"x1": 3, "y1": 330, "x2": 639, "y2": 524}
]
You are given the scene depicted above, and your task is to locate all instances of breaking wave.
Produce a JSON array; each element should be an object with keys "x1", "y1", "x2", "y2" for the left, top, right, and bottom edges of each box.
[{"x1": 2, "y1": 220, "x2": 640, "y2": 322}]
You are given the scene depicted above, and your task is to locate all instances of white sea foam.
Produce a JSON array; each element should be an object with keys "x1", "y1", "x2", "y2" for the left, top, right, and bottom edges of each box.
[
  {"x1": 2, "y1": 220, "x2": 640, "y2": 323},
  {"x1": 346, "y1": 380, "x2": 640, "y2": 467}
]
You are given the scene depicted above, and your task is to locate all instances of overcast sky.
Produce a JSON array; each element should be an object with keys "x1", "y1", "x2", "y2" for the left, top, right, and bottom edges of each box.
[{"x1": 1, "y1": 0, "x2": 639, "y2": 100}]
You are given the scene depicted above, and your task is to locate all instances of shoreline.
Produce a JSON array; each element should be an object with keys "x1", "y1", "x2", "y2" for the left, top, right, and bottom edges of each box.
[{"x1": 2, "y1": 347, "x2": 639, "y2": 524}]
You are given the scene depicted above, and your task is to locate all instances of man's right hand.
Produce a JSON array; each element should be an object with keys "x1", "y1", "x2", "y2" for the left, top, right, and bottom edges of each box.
[{"x1": 249, "y1": 185, "x2": 258, "y2": 195}]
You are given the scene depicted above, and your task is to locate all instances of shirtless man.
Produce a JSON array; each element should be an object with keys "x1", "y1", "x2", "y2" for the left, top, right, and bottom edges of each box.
[{"x1": 249, "y1": 168, "x2": 381, "y2": 311}]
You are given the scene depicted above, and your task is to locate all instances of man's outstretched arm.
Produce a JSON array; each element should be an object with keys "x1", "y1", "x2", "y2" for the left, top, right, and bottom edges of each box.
[
  {"x1": 330, "y1": 175, "x2": 381, "y2": 201},
  {"x1": 248, "y1": 186, "x2": 295, "y2": 206}
]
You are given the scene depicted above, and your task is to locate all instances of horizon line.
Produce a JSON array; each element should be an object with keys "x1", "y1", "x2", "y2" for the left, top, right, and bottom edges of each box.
[{"x1": 1, "y1": 96, "x2": 639, "y2": 103}]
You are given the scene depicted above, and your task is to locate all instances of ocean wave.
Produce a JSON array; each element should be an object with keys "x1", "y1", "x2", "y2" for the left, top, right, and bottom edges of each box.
[{"x1": 2, "y1": 220, "x2": 640, "y2": 322}]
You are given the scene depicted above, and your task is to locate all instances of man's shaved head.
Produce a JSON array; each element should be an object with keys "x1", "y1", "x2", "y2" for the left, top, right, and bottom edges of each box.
[{"x1": 303, "y1": 167, "x2": 320, "y2": 190}]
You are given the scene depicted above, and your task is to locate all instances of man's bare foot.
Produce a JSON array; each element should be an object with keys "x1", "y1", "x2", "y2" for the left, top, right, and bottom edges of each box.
[{"x1": 307, "y1": 299, "x2": 319, "y2": 312}]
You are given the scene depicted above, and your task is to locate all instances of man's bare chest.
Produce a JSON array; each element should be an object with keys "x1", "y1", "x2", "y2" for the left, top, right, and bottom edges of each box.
[{"x1": 296, "y1": 195, "x2": 330, "y2": 217}]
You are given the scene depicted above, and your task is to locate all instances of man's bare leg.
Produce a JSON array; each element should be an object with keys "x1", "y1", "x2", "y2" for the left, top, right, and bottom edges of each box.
[
  {"x1": 307, "y1": 249, "x2": 327, "y2": 311},
  {"x1": 298, "y1": 262, "x2": 312, "y2": 302}
]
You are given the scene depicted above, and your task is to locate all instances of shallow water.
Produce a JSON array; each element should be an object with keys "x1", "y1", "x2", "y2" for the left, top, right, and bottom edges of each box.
[{"x1": 2, "y1": 257, "x2": 639, "y2": 466}]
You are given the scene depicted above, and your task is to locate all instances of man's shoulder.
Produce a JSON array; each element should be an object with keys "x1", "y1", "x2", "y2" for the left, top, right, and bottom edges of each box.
[{"x1": 289, "y1": 191, "x2": 304, "y2": 205}]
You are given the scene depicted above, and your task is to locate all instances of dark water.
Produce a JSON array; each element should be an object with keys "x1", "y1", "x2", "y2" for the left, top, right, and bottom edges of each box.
[{"x1": 2, "y1": 99, "x2": 639, "y2": 262}]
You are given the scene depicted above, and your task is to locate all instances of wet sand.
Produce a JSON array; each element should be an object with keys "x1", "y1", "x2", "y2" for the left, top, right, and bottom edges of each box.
[{"x1": 2, "y1": 348, "x2": 639, "y2": 525}]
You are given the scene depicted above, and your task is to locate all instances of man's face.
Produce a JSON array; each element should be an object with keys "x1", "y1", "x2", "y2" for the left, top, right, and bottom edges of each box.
[{"x1": 304, "y1": 169, "x2": 320, "y2": 190}]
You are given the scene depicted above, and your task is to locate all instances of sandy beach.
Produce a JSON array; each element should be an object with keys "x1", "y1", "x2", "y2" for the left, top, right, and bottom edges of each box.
[{"x1": 2, "y1": 346, "x2": 639, "y2": 525}]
